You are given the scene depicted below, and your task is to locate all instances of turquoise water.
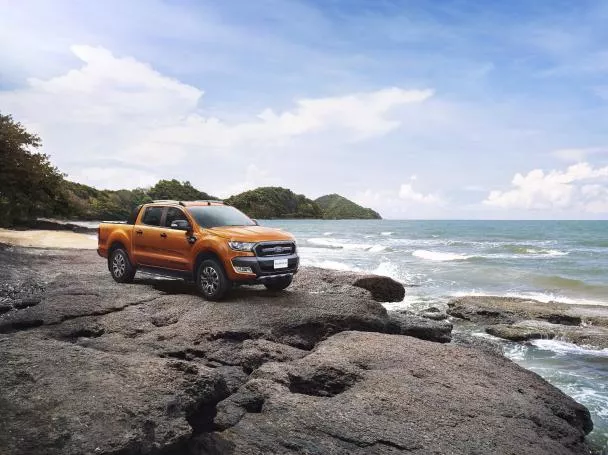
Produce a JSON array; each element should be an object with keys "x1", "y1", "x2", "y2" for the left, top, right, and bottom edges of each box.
[{"x1": 261, "y1": 219, "x2": 608, "y2": 451}]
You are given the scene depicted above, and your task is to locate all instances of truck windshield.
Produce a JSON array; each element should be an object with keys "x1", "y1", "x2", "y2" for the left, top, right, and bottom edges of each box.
[{"x1": 187, "y1": 205, "x2": 256, "y2": 228}]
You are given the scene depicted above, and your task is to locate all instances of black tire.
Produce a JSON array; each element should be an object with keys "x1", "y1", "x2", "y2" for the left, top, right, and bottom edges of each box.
[
  {"x1": 264, "y1": 275, "x2": 293, "y2": 291},
  {"x1": 109, "y1": 248, "x2": 136, "y2": 283},
  {"x1": 196, "y1": 259, "x2": 230, "y2": 301}
]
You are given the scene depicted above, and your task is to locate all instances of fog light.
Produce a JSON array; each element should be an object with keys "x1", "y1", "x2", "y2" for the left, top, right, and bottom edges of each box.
[{"x1": 235, "y1": 266, "x2": 253, "y2": 274}]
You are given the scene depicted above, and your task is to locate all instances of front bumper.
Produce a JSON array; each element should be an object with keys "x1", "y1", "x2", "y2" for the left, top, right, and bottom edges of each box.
[{"x1": 231, "y1": 254, "x2": 299, "y2": 281}]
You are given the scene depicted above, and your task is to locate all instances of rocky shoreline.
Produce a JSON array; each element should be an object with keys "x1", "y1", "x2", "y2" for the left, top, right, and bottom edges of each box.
[
  {"x1": 448, "y1": 295, "x2": 608, "y2": 350},
  {"x1": 0, "y1": 245, "x2": 598, "y2": 454}
]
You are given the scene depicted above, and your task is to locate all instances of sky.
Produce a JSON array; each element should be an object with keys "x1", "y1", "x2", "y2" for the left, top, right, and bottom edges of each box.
[{"x1": 1, "y1": 0, "x2": 607, "y2": 219}]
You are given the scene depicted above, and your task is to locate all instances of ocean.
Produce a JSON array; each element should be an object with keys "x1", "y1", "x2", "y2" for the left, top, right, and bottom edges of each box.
[{"x1": 261, "y1": 219, "x2": 608, "y2": 451}]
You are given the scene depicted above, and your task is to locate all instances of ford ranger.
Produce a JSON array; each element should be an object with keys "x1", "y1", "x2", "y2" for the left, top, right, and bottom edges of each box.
[{"x1": 97, "y1": 200, "x2": 299, "y2": 300}]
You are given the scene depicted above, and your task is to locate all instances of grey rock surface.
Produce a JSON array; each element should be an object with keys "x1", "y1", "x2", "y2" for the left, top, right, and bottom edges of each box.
[
  {"x1": 0, "y1": 247, "x2": 595, "y2": 454},
  {"x1": 448, "y1": 296, "x2": 608, "y2": 349}
]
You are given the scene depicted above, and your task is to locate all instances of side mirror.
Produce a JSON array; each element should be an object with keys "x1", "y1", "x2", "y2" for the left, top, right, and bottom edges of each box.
[
  {"x1": 170, "y1": 220, "x2": 191, "y2": 231},
  {"x1": 251, "y1": 219, "x2": 259, "y2": 226}
]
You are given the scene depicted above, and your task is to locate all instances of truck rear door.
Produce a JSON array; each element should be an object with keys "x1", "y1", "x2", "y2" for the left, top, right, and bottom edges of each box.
[{"x1": 132, "y1": 205, "x2": 166, "y2": 267}]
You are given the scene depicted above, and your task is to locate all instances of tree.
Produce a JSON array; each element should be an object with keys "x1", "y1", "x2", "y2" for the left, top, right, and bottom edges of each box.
[
  {"x1": 0, "y1": 113, "x2": 66, "y2": 227},
  {"x1": 148, "y1": 179, "x2": 216, "y2": 201}
]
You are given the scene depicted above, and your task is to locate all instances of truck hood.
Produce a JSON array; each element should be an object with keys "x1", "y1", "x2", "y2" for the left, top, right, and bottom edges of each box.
[{"x1": 207, "y1": 225, "x2": 295, "y2": 242}]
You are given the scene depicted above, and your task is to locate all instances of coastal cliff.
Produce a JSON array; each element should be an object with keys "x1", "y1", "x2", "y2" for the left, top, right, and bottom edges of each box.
[{"x1": 0, "y1": 245, "x2": 594, "y2": 454}]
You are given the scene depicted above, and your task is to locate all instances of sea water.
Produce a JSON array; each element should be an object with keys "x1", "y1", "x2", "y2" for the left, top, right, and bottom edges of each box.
[{"x1": 261, "y1": 219, "x2": 608, "y2": 451}]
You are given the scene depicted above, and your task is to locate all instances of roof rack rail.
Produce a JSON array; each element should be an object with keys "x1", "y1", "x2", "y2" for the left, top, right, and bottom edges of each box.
[{"x1": 151, "y1": 199, "x2": 224, "y2": 206}]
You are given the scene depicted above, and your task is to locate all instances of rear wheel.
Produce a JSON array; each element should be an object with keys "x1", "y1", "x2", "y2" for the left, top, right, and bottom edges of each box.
[
  {"x1": 196, "y1": 259, "x2": 230, "y2": 301},
  {"x1": 109, "y1": 248, "x2": 136, "y2": 283},
  {"x1": 264, "y1": 275, "x2": 293, "y2": 291}
]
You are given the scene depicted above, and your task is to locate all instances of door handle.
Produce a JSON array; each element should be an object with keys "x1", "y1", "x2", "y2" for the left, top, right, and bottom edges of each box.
[
  {"x1": 135, "y1": 230, "x2": 143, "y2": 235},
  {"x1": 160, "y1": 233, "x2": 167, "y2": 238}
]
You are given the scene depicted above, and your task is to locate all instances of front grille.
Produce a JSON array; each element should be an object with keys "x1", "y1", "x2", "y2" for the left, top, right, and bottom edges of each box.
[{"x1": 254, "y1": 241, "x2": 296, "y2": 257}]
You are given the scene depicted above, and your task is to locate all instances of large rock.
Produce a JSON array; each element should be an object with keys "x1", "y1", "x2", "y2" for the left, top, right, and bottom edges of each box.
[
  {"x1": 201, "y1": 331, "x2": 593, "y2": 454},
  {"x1": 448, "y1": 296, "x2": 608, "y2": 327},
  {"x1": 387, "y1": 311, "x2": 452, "y2": 343},
  {"x1": 291, "y1": 267, "x2": 406, "y2": 302},
  {"x1": 0, "y1": 332, "x2": 229, "y2": 455},
  {"x1": 352, "y1": 275, "x2": 405, "y2": 302},
  {"x1": 448, "y1": 296, "x2": 608, "y2": 349},
  {"x1": 0, "y1": 247, "x2": 595, "y2": 454},
  {"x1": 487, "y1": 320, "x2": 608, "y2": 348}
]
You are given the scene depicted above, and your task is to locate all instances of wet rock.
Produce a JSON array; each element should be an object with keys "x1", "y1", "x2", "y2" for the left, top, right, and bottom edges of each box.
[
  {"x1": 420, "y1": 307, "x2": 449, "y2": 321},
  {"x1": 387, "y1": 311, "x2": 452, "y2": 343},
  {"x1": 352, "y1": 275, "x2": 405, "y2": 302},
  {"x1": 448, "y1": 296, "x2": 608, "y2": 328},
  {"x1": 487, "y1": 320, "x2": 608, "y2": 349},
  {"x1": 448, "y1": 296, "x2": 608, "y2": 350}
]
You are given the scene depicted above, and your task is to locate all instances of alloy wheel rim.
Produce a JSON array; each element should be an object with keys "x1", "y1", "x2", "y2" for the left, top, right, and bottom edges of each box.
[
  {"x1": 200, "y1": 266, "x2": 220, "y2": 295},
  {"x1": 112, "y1": 253, "x2": 126, "y2": 278}
]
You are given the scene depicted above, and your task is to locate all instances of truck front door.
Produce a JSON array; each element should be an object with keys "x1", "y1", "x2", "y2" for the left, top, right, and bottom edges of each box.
[{"x1": 158, "y1": 207, "x2": 194, "y2": 271}]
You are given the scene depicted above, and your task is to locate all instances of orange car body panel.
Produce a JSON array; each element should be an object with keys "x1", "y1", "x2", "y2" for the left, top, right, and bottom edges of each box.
[{"x1": 97, "y1": 201, "x2": 297, "y2": 281}]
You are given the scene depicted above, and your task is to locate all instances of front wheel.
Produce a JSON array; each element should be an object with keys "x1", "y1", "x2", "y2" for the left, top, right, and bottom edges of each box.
[
  {"x1": 264, "y1": 275, "x2": 293, "y2": 291},
  {"x1": 196, "y1": 259, "x2": 230, "y2": 301},
  {"x1": 109, "y1": 248, "x2": 136, "y2": 283}
]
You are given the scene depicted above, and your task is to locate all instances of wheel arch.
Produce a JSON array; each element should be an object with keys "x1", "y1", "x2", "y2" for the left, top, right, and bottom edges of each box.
[
  {"x1": 108, "y1": 241, "x2": 128, "y2": 271},
  {"x1": 193, "y1": 249, "x2": 226, "y2": 280}
]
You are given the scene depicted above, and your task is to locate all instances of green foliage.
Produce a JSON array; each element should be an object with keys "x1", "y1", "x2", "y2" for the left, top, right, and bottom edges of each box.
[
  {"x1": 227, "y1": 187, "x2": 323, "y2": 219},
  {"x1": 0, "y1": 113, "x2": 68, "y2": 227},
  {"x1": 315, "y1": 194, "x2": 382, "y2": 219},
  {"x1": 62, "y1": 181, "x2": 153, "y2": 220},
  {"x1": 148, "y1": 179, "x2": 216, "y2": 201}
]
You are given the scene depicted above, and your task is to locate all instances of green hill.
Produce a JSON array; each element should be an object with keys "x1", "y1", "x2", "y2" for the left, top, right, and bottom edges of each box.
[
  {"x1": 315, "y1": 194, "x2": 382, "y2": 220},
  {"x1": 226, "y1": 187, "x2": 323, "y2": 219}
]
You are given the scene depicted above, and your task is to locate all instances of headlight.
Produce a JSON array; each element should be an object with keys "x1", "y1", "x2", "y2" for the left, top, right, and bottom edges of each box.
[{"x1": 228, "y1": 241, "x2": 256, "y2": 251}]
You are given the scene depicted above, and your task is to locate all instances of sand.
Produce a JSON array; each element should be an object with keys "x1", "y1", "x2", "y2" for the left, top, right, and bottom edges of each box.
[{"x1": 0, "y1": 228, "x2": 97, "y2": 249}]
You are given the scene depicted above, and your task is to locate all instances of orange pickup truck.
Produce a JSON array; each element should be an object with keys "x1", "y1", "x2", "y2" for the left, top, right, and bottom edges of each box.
[{"x1": 97, "y1": 200, "x2": 299, "y2": 300}]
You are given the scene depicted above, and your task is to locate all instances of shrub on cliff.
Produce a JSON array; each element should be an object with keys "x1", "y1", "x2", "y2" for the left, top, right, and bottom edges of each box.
[
  {"x1": 315, "y1": 194, "x2": 381, "y2": 219},
  {"x1": 227, "y1": 187, "x2": 323, "y2": 219}
]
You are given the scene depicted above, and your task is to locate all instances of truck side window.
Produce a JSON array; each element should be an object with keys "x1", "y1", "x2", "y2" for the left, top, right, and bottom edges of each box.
[
  {"x1": 141, "y1": 206, "x2": 163, "y2": 226},
  {"x1": 164, "y1": 207, "x2": 188, "y2": 227}
]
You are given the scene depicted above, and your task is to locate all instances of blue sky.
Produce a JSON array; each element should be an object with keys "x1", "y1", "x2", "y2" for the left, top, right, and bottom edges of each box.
[{"x1": 1, "y1": 0, "x2": 607, "y2": 218}]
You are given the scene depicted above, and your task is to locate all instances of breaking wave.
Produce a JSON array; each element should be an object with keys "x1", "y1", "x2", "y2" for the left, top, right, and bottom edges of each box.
[{"x1": 412, "y1": 250, "x2": 473, "y2": 261}]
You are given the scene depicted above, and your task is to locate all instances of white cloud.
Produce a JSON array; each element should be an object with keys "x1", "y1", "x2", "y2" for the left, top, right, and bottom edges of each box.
[
  {"x1": 355, "y1": 178, "x2": 444, "y2": 218},
  {"x1": 483, "y1": 162, "x2": 608, "y2": 213},
  {"x1": 398, "y1": 179, "x2": 441, "y2": 204},
  {"x1": 0, "y1": 45, "x2": 433, "y2": 188},
  {"x1": 68, "y1": 167, "x2": 158, "y2": 190},
  {"x1": 217, "y1": 164, "x2": 277, "y2": 199}
]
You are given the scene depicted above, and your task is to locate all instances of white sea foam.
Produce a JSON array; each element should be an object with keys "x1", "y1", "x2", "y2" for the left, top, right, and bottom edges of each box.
[
  {"x1": 322, "y1": 232, "x2": 334, "y2": 236},
  {"x1": 300, "y1": 258, "x2": 360, "y2": 272},
  {"x1": 525, "y1": 248, "x2": 569, "y2": 256},
  {"x1": 372, "y1": 262, "x2": 401, "y2": 281},
  {"x1": 530, "y1": 339, "x2": 608, "y2": 357},
  {"x1": 380, "y1": 231, "x2": 393, "y2": 236},
  {"x1": 307, "y1": 237, "x2": 387, "y2": 252},
  {"x1": 412, "y1": 249, "x2": 473, "y2": 261},
  {"x1": 450, "y1": 290, "x2": 608, "y2": 306}
]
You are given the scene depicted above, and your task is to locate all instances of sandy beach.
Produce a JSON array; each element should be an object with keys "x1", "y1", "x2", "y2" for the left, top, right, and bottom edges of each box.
[{"x1": 0, "y1": 228, "x2": 97, "y2": 249}]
